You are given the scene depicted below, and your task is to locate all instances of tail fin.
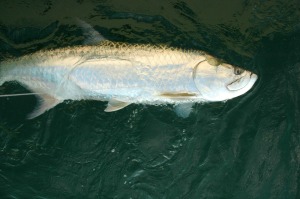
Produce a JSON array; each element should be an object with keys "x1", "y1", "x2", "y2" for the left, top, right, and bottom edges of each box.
[
  {"x1": 0, "y1": 61, "x2": 13, "y2": 86},
  {"x1": 0, "y1": 64, "x2": 3, "y2": 86},
  {"x1": 0, "y1": 62, "x2": 7, "y2": 86}
]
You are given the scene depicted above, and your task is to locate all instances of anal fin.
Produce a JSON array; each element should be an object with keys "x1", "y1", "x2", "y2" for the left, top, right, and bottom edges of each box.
[
  {"x1": 27, "y1": 94, "x2": 61, "y2": 119},
  {"x1": 104, "y1": 99, "x2": 131, "y2": 112}
]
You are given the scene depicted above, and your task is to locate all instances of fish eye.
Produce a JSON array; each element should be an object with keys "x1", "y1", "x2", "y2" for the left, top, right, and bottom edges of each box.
[{"x1": 234, "y1": 68, "x2": 245, "y2": 75}]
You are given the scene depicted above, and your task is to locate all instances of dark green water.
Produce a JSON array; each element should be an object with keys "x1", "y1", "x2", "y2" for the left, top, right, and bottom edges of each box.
[{"x1": 0, "y1": 0, "x2": 300, "y2": 198}]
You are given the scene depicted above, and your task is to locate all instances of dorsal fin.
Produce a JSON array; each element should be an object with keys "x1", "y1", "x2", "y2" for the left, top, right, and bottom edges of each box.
[{"x1": 76, "y1": 18, "x2": 107, "y2": 45}]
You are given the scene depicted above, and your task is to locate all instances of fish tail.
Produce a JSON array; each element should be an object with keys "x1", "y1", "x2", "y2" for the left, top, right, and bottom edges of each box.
[
  {"x1": 0, "y1": 62, "x2": 8, "y2": 86},
  {"x1": 0, "y1": 64, "x2": 4, "y2": 86}
]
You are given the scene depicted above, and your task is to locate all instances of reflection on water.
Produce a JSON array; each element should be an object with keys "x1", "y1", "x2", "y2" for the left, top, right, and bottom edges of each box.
[{"x1": 0, "y1": 0, "x2": 300, "y2": 198}]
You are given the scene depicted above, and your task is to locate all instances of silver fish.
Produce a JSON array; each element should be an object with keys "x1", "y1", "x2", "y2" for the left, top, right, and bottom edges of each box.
[{"x1": 0, "y1": 27, "x2": 257, "y2": 119}]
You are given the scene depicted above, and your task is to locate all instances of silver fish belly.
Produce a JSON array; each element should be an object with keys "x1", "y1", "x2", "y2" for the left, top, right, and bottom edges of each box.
[{"x1": 0, "y1": 41, "x2": 258, "y2": 118}]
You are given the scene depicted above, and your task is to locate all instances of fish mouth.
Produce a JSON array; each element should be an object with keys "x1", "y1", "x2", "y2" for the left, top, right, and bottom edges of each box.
[{"x1": 226, "y1": 73, "x2": 253, "y2": 91}]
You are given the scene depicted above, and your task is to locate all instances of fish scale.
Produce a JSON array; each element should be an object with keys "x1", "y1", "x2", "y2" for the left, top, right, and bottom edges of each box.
[{"x1": 0, "y1": 40, "x2": 257, "y2": 118}]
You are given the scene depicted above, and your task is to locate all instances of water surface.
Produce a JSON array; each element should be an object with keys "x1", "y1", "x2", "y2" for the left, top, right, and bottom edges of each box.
[{"x1": 0, "y1": 0, "x2": 300, "y2": 198}]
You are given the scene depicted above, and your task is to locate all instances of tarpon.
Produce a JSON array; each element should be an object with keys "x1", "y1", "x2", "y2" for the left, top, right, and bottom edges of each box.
[{"x1": 0, "y1": 23, "x2": 258, "y2": 119}]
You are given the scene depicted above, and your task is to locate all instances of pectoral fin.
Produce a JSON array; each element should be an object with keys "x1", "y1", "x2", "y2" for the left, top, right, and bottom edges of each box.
[
  {"x1": 27, "y1": 94, "x2": 61, "y2": 119},
  {"x1": 174, "y1": 103, "x2": 195, "y2": 118},
  {"x1": 104, "y1": 99, "x2": 131, "y2": 112},
  {"x1": 159, "y1": 92, "x2": 197, "y2": 100}
]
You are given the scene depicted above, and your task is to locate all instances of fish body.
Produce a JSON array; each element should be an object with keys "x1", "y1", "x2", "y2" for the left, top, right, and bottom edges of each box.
[{"x1": 0, "y1": 40, "x2": 257, "y2": 118}]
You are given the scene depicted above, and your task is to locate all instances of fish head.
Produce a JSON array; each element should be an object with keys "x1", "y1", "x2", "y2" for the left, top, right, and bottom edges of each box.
[{"x1": 193, "y1": 55, "x2": 258, "y2": 101}]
